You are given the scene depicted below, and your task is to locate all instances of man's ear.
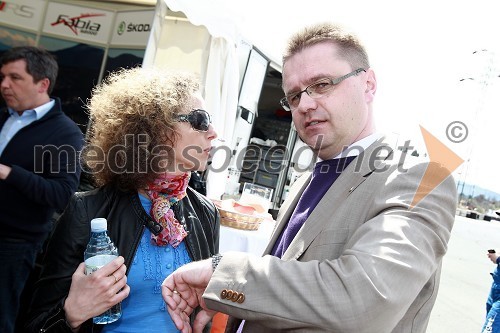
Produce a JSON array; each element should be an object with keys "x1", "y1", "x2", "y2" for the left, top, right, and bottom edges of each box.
[
  {"x1": 37, "y1": 77, "x2": 50, "y2": 94},
  {"x1": 364, "y1": 69, "x2": 377, "y2": 103}
]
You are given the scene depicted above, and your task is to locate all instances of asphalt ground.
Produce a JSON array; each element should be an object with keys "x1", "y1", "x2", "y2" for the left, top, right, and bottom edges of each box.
[{"x1": 426, "y1": 215, "x2": 499, "y2": 332}]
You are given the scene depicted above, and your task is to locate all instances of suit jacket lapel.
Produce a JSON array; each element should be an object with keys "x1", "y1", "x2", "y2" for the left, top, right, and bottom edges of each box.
[
  {"x1": 0, "y1": 108, "x2": 9, "y2": 128},
  {"x1": 280, "y1": 138, "x2": 393, "y2": 261}
]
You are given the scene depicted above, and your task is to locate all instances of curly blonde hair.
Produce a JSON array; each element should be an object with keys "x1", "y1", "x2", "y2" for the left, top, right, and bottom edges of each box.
[
  {"x1": 84, "y1": 67, "x2": 201, "y2": 191},
  {"x1": 283, "y1": 22, "x2": 370, "y2": 71}
]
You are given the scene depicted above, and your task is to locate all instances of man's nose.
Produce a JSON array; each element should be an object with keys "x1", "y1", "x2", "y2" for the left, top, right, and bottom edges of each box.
[
  {"x1": 0, "y1": 77, "x2": 9, "y2": 88},
  {"x1": 296, "y1": 92, "x2": 317, "y2": 113}
]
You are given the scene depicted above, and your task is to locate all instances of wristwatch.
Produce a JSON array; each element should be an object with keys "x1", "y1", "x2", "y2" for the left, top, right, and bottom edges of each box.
[{"x1": 212, "y1": 254, "x2": 223, "y2": 271}]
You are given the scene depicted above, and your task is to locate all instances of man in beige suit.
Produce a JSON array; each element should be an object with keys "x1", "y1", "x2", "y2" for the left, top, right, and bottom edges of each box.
[{"x1": 162, "y1": 22, "x2": 457, "y2": 333}]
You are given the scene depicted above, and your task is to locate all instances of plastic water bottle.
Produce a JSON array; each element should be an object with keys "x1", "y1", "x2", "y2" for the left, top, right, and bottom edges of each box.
[{"x1": 84, "y1": 218, "x2": 122, "y2": 324}]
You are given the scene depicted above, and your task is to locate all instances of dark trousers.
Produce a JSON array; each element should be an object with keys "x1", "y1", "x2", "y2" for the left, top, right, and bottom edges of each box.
[{"x1": 0, "y1": 240, "x2": 41, "y2": 333}]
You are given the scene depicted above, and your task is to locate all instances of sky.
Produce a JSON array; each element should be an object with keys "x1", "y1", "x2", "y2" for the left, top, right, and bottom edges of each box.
[{"x1": 227, "y1": 0, "x2": 500, "y2": 194}]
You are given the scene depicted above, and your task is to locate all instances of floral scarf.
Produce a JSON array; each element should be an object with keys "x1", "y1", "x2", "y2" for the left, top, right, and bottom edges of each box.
[{"x1": 145, "y1": 172, "x2": 191, "y2": 247}]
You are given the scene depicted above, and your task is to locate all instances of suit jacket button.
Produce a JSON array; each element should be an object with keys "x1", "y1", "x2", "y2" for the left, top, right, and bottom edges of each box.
[
  {"x1": 236, "y1": 293, "x2": 245, "y2": 303},
  {"x1": 230, "y1": 292, "x2": 239, "y2": 302},
  {"x1": 226, "y1": 290, "x2": 233, "y2": 299},
  {"x1": 220, "y1": 289, "x2": 227, "y2": 299}
]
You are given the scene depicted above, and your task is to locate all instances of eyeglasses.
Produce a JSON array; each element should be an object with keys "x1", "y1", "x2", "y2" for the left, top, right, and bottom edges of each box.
[
  {"x1": 175, "y1": 109, "x2": 212, "y2": 132},
  {"x1": 279, "y1": 68, "x2": 366, "y2": 112}
]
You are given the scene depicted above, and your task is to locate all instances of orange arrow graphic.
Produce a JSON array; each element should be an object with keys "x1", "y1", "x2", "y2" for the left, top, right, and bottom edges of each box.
[{"x1": 410, "y1": 125, "x2": 464, "y2": 208}]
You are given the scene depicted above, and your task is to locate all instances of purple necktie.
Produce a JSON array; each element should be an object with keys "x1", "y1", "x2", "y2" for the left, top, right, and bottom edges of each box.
[{"x1": 271, "y1": 156, "x2": 355, "y2": 258}]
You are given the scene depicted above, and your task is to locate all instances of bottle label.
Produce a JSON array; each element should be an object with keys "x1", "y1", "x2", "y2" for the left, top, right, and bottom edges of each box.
[{"x1": 85, "y1": 254, "x2": 118, "y2": 275}]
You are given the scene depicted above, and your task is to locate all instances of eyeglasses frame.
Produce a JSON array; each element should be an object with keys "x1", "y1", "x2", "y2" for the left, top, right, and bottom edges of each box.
[{"x1": 279, "y1": 68, "x2": 366, "y2": 111}]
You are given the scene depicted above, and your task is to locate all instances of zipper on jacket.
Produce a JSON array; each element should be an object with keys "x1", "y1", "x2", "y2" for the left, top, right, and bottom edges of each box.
[{"x1": 39, "y1": 307, "x2": 65, "y2": 332}]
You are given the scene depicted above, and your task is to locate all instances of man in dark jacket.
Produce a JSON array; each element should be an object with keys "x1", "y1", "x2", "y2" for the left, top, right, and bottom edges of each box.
[{"x1": 0, "y1": 46, "x2": 83, "y2": 333}]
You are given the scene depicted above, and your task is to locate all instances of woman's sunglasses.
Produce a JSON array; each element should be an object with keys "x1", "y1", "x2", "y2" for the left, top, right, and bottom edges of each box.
[{"x1": 175, "y1": 109, "x2": 212, "y2": 132}]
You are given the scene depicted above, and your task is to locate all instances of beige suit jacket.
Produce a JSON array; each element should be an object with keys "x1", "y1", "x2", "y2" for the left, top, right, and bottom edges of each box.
[{"x1": 204, "y1": 138, "x2": 457, "y2": 333}]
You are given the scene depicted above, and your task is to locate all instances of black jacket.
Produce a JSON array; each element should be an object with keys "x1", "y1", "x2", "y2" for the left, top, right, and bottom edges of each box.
[
  {"x1": 25, "y1": 185, "x2": 220, "y2": 333},
  {"x1": 0, "y1": 97, "x2": 83, "y2": 243}
]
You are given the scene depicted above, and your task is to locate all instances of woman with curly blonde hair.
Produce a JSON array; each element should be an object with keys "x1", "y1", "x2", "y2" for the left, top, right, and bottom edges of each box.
[{"x1": 26, "y1": 67, "x2": 220, "y2": 333}]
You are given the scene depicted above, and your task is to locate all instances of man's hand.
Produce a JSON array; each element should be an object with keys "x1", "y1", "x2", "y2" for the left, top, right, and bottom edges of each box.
[
  {"x1": 487, "y1": 252, "x2": 499, "y2": 264},
  {"x1": 0, "y1": 163, "x2": 12, "y2": 180},
  {"x1": 162, "y1": 258, "x2": 217, "y2": 333}
]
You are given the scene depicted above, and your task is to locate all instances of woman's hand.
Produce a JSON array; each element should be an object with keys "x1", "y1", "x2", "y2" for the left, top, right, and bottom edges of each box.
[{"x1": 63, "y1": 256, "x2": 130, "y2": 330}]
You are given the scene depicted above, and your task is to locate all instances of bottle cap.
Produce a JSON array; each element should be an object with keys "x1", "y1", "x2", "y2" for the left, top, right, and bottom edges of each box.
[{"x1": 90, "y1": 218, "x2": 107, "y2": 232}]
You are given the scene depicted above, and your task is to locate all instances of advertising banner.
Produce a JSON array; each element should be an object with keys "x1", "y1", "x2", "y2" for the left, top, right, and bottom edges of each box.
[
  {"x1": 0, "y1": 0, "x2": 46, "y2": 31},
  {"x1": 111, "y1": 10, "x2": 154, "y2": 47},
  {"x1": 42, "y1": 2, "x2": 113, "y2": 44}
]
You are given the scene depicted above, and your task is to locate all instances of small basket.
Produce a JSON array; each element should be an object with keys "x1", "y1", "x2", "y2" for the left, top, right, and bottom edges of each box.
[{"x1": 219, "y1": 209, "x2": 264, "y2": 230}]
